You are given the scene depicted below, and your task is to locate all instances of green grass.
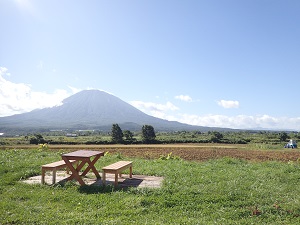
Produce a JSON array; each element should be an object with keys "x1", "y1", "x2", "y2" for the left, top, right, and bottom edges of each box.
[{"x1": 1, "y1": 149, "x2": 300, "y2": 224}]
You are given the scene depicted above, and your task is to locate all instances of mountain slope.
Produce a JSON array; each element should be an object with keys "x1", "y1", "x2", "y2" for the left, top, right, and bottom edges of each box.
[{"x1": 0, "y1": 90, "x2": 223, "y2": 132}]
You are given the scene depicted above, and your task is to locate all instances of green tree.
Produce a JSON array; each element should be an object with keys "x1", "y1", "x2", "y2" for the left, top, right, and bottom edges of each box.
[
  {"x1": 279, "y1": 132, "x2": 289, "y2": 142},
  {"x1": 123, "y1": 130, "x2": 135, "y2": 143},
  {"x1": 29, "y1": 134, "x2": 46, "y2": 144},
  {"x1": 142, "y1": 125, "x2": 156, "y2": 143},
  {"x1": 111, "y1": 124, "x2": 123, "y2": 143},
  {"x1": 210, "y1": 131, "x2": 223, "y2": 143}
]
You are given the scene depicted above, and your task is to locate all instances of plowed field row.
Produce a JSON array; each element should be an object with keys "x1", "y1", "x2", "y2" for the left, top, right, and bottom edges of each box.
[
  {"x1": 6, "y1": 144, "x2": 300, "y2": 162},
  {"x1": 106, "y1": 147, "x2": 300, "y2": 162}
]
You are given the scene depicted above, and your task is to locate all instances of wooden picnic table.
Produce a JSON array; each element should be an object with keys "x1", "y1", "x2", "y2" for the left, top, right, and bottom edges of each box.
[{"x1": 61, "y1": 150, "x2": 104, "y2": 186}]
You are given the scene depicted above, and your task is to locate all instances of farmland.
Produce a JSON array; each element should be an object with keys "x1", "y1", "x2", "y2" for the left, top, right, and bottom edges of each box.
[
  {"x1": 2, "y1": 143, "x2": 300, "y2": 162},
  {"x1": 1, "y1": 145, "x2": 300, "y2": 224},
  {"x1": 86, "y1": 144, "x2": 300, "y2": 162},
  {"x1": 1, "y1": 131, "x2": 300, "y2": 224}
]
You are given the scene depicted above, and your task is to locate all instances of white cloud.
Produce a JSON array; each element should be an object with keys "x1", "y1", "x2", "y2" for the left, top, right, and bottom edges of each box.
[
  {"x1": 129, "y1": 101, "x2": 179, "y2": 119},
  {"x1": 130, "y1": 101, "x2": 179, "y2": 112},
  {"x1": 0, "y1": 67, "x2": 76, "y2": 117},
  {"x1": 0, "y1": 67, "x2": 8, "y2": 75},
  {"x1": 217, "y1": 100, "x2": 239, "y2": 108},
  {"x1": 68, "y1": 86, "x2": 82, "y2": 94},
  {"x1": 130, "y1": 97, "x2": 300, "y2": 130},
  {"x1": 130, "y1": 100, "x2": 184, "y2": 122},
  {"x1": 177, "y1": 113, "x2": 300, "y2": 131},
  {"x1": 175, "y1": 95, "x2": 192, "y2": 102}
]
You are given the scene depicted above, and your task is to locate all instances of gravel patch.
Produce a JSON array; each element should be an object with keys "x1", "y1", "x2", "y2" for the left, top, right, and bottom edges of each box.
[{"x1": 22, "y1": 171, "x2": 163, "y2": 188}]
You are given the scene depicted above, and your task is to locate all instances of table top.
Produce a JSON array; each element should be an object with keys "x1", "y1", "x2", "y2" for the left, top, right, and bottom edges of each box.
[{"x1": 62, "y1": 150, "x2": 104, "y2": 158}]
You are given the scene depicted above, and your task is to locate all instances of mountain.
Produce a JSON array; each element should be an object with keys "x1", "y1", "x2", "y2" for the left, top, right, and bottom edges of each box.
[{"x1": 0, "y1": 90, "x2": 230, "y2": 133}]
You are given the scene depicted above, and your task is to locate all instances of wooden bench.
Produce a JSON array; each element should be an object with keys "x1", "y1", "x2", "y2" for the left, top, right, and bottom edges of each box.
[
  {"x1": 102, "y1": 161, "x2": 133, "y2": 187},
  {"x1": 41, "y1": 160, "x2": 77, "y2": 184}
]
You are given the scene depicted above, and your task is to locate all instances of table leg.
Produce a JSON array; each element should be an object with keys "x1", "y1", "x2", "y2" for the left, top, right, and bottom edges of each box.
[
  {"x1": 129, "y1": 165, "x2": 133, "y2": 178},
  {"x1": 81, "y1": 155, "x2": 101, "y2": 178},
  {"x1": 62, "y1": 157, "x2": 85, "y2": 186},
  {"x1": 41, "y1": 168, "x2": 46, "y2": 184},
  {"x1": 52, "y1": 169, "x2": 57, "y2": 184}
]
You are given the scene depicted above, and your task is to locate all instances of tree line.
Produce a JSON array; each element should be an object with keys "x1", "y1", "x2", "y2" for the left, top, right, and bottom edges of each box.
[
  {"x1": 27, "y1": 124, "x2": 157, "y2": 145},
  {"x1": 111, "y1": 124, "x2": 156, "y2": 144},
  {"x1": 17, "y1": 125, "x2": 299, "y2": 146}
]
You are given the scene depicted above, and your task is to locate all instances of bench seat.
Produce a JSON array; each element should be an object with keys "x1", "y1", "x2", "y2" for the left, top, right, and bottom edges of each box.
[
  {"x1": 41, "y1": 160, "x2": 77, "y2": 184},
  {"x1": 102, "y1": 161, "x2": 133, "y2": 187}
]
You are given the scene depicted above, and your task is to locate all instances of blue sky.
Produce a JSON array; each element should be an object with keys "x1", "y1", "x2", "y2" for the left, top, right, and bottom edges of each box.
[{"x1": 1, "y1": 0, "x2": 300, "y2": 130}]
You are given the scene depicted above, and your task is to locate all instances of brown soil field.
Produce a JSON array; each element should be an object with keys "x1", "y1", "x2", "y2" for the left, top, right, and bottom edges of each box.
[
  {"x1": 100, "y1": 145, "x2": 300, "y2": 162},
  {"x1": 6, "y1": 144, "x2": 300, "y2": 162}
]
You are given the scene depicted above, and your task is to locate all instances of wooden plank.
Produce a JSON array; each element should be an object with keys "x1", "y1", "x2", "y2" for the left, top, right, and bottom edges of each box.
[
  {"x1": 102, "y1": 161, "x2": 132, "y2": 171},
  {"x1": 41, "y1": 160, "x2": 77, "y2": 185},
  {"x1": 102, "y1": 161, "x2": 133, "y2": 187},
  {"x1": 42, "y1": 160, "x2": 76, "y2": 169}
]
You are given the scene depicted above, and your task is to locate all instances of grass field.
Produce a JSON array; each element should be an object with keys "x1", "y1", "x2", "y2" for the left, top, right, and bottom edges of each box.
[{"x1": 1, "y1": 144, "x2": 300, "y2": 224}]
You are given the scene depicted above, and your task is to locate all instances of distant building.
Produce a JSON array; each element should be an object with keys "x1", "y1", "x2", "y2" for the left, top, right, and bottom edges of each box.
[{"x1": 66, "y1": 133, "x2": 78, "y2": 137}]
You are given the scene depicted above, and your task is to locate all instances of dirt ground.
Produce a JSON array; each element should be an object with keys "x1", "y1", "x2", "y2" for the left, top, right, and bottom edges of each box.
[
  {"x1": 40, "y1": 144, "x2": 300, "y2": 162},
  {"x1": 6, "y1": 144, "x2": 300, "y2": 162},
  {"x1": 23, "y1": 172, "x2": 164, "y2": 188},
  {"x1": 107, "y1": 147, "x2": 300, "y2": 162}
]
